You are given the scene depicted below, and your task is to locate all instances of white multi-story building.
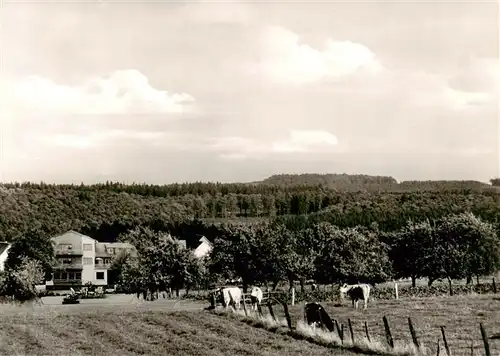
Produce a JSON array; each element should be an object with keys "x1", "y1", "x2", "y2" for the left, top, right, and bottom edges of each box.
[{"x1": 51, "y1": 230, "x2": 137, "y2": 288}]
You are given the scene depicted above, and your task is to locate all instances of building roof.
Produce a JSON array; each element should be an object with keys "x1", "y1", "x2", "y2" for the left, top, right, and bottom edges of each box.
[
  {"x1": 99, "y1": 242, "x2": 135, "y2": 249},
  {"x1": 198, "y1": 236, "x2": 212, "y2": 247},
  {"x1": 51, "y1": 230, "x2": 95, "y2": 242},
  {"x1": 95, "y1": 241, "x2": 137, "y2": 257},
  {"x1": 0, "y1": 242, "x2": 10, "y2": 256}
]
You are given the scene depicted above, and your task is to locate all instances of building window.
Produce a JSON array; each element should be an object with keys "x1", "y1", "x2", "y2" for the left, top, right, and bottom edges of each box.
[
  {"x1": 83, "y1": 244, "x2": 93, "y2": 251},
  {"x1": 96, "y1": 272, "x2": 105, "y2": 280},
  {"x1": 83, "y1": 257, "x2": 93, "y2": 265},
  {"x1": 61, "y1": 258, "x2": 72, "y2": 265},
  {"x1": 54, "y1": 271, "x2": 81, "y2": 281}
]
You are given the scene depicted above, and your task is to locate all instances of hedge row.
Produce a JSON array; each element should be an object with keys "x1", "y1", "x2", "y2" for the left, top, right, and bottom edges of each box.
[{"x1": 292, "y1": 282, "x2": 497, "y2": 304}]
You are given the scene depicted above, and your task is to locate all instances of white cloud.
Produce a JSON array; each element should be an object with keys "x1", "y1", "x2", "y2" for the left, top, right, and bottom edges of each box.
[
  {"x1": 272, "y1": 130, "x2": 339, "y2": 153},
  {"x1": 444, "y1": 58, "x2": 499, "y2": 109},
  {"x1": 251, "y1": 26, "x2": 383, "y2": 85},
  {"x1": 449, "y1": 58, "x2": 500, "y2": 94},
  {"x1": 368, "y1": 67, "x2": 497, "y2": 111},
  {"x1": 177, "y1": 1, "x2": 254, "y2": 24},
  {"x1": 445, "y1": 88, "x2": 492, "y2": 109},
  {"x1": 4, "y1": 69, "x2": 195, "y2": 116},
  {"x1": 38, "y1": 130, "x2": 168, "y2": 150},
  {"x1": 209, "y1": 129, "x2": 339, "y2": 159}
]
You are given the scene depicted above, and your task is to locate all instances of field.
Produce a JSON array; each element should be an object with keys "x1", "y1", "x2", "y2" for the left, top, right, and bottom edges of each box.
[
  {"x1": 1, "y1": 293, "x2": 499, "y2": 356},
  {"x1": 266, "y1": 293, "x2": 500, "y2": 356},
  {"x1": 0, "y1": 296, "x2": 359, "y2": 356}
]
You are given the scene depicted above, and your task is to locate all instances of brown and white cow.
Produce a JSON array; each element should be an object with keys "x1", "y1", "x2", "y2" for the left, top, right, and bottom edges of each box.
[{"x1": 339, "y1": 283, "x2": 371, "y2": 309}]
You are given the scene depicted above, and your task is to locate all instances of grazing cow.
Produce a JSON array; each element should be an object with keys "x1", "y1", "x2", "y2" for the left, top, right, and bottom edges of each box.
[
  {"x1": 211, "y1": 286, "x2": 242, "y2": 310},
  {"x1": 339, "y1": 283, "x2": 371, "y2": 310},
  {"x1": 249, "y1": 286, "x2": 263, "y2": 310},
  {"x1": 304, "y1": 302, "x2": 335, "y2": 332}
]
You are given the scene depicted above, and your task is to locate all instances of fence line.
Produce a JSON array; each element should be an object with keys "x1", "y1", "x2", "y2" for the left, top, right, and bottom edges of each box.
[{"x1": 211, "y1": 299, "x2": 498, "y2": 356}]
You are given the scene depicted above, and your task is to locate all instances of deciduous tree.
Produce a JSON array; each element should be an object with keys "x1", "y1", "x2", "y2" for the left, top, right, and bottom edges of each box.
[{"x1": 5, "y1": 228, "x2": 55, "y2": 281}]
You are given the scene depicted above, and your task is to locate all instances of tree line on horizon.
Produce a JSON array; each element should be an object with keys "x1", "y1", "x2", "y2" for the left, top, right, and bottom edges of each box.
[{"x1": 2, "y1": 173, "x2": 500, "y2": 196}]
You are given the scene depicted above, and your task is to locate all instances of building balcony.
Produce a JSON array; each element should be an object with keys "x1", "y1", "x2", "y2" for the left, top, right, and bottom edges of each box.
[
  {"x1": 53, "y1": 279, "x2": 82, "y2": 285},
  {"x1": 94, "y1": 263, "x2": 111, "y2": 269},
  {"x1": 55, "y1": 248, "x2": 83, "y2": 256},
  {"x1": 54, "y1": 263, "x2": 83, "y2": 270}
]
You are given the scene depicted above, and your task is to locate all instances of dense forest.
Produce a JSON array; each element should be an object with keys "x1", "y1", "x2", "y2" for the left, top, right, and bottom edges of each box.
[{"x1": 1, "y1": 174, "x2": 500, "y2": 245}]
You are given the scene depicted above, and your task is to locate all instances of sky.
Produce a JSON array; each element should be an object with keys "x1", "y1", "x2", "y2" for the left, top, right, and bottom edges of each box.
[{"x1": 0, "y1": 0, "x2": 498, "y2": 184}]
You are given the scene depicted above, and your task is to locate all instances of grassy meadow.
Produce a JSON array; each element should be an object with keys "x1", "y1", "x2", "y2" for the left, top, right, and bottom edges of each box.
[
  {"x1": 263, "y1": 293, "x2": 500, "y2": 356},
  {"x1": 1, "y1": 289, "x2": 499, "y2": 356},
  {"x1": 0, "y1": 301, "x2": 362, "y2": 356}
]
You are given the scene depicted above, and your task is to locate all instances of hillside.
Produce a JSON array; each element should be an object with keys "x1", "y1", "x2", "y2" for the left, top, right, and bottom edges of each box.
[
  {"x1": 257, "y1": 174, "x2": 497, "y2": 192},
  {"x1": 257, "y1": 173, "x2": 399, "y2": 188},
  {"x1": 0, "y1": 308, "x2": 360, "y2": 356},
  {"x1": 0, "y1": 173, "x2": 499, "y2": 242}
]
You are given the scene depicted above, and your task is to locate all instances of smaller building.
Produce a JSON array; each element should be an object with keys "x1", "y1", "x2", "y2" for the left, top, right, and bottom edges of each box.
[
  {"x1": 193, "y1": 236, "x2": 212, "y2": 259},
  {"x1": 0, "y1": 242, "x2": 11, "y2": 272}
]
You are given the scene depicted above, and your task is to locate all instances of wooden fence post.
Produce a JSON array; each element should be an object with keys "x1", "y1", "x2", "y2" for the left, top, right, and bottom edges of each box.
[
  {"x1": 257, "y1": 302, "x2": 264, "y2": 317},
  {"x1": 364, "y1": 321, "x2": 371, "y2": 343},
  {"x1": 436, "y1": 339, "x2": 440, "y2": 356},
  {"x1": 493, "y1": 278, "x2": 497, "y2": 294},
  {"x1": 267, "y1": 302, "x2": 276, "y2": 322},
  {"x1": 335, "y1": 320, "x2": 344, "y2": 344},
  {"x1": 348, "y1": 318, "x2": 355, "y2": 344},
  {"x1": 383, "y1": 316, "x2": 394, "y2": 348},
  {"x1": 394, "y1": 280, "x2": 399, "y2": 300},
  {"x1": 291, "y1": 287, "x2": 295, "y2": 306},
  {"x1": 470, "y1": 340, "x2": 474, "y2": 356},
  {"x1": 480, "y1": 323, "x2": 491, "y2": 356},
  {"x1": 440, "y1": 326, "x2": 451, "y2": 356},
  {"x1": 282, "y1": 302, "x2": 293, "y2": 330},
  {"x1": 408, "y1": 317, "x2": 420, "y2": 349}
]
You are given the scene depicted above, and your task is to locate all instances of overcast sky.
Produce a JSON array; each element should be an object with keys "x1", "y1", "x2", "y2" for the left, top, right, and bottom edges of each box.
[{"x1": 0, "y1": 0, "x2": 498, "y2": 184}]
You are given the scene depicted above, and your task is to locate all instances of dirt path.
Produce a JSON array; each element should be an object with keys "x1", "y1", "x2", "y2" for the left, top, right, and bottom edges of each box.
[{"x1": 0, "y1": 294, "x2": 210, "y2": 315}]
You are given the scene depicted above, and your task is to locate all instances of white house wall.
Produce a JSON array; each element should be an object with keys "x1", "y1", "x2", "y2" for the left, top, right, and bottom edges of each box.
[
  {"x1": 93, "y1": 268, "x2": 108, "y2": 285},
  {"x1": 194, "y1": 242, "x2": 212, "y2": 258},
  {"x1": 81, "y1": 235, "x2": 96, "y2": 284},
  {"x1": 0, "y1": 245, "x2": 11, "y2": 272}
]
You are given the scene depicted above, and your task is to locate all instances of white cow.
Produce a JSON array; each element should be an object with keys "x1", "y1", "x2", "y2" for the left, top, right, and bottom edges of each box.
[
  {"x1": 249, "y1": 286, "x2": 263, "y2": 310},
  {"x1": 213, "y1": 287, "x2": 242, "y2": 310},
  {"x1": 339, "y1": 283, "x2": 371, "y2": 310}
]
